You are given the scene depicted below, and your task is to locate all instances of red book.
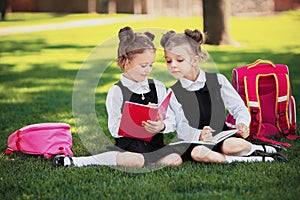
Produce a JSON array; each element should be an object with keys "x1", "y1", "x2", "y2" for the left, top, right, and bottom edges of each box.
[{"x1": 118, "y1": 91, "x2": 173, "y2": 142}]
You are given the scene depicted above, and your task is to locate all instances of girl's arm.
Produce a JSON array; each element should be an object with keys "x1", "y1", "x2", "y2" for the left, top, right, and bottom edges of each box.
[
  {"x1": 106, "y1": 85, "x2": 123, "y2": 138},
  {"x1": 218, "y1": 74, "x2": 251, "y2": 126},
  {"x1": 218, "y1": 74, "x2": 251, "y2": 138}
]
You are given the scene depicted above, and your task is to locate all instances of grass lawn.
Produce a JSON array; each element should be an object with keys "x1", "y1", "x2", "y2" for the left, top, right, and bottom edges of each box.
[{"x1": 1, "y1": 11, "x2": 300, "y2": 199}]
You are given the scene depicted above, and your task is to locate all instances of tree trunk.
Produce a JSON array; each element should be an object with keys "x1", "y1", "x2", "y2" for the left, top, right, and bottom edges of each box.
[
  {"x1": 202, "y1": 0, "x2": 233, "y2": 45},
  {"x1": 87, "y1": 0, "x2": 96, "y2": 13},
  {"x1": 108, "y1": 0, "x2": 117, "y2": 14}
]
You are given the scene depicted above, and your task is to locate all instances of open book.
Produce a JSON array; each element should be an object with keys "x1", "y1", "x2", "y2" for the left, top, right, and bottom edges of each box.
[
  {"x1": 118, "y1": 91, "x2": 173, "y2": 142},
  {"x1": 169, "y1": 129, "x2": 239, "y2": 146}
]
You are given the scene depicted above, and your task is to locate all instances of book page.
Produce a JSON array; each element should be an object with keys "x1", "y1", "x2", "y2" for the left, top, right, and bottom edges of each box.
[
  {"x1": 169, "y1": 129, "x2": 239, "y2": 146},
  {"x1": 210, "y1": 130, "x2": 239, "y2": 143},
  {"x1": 169, "y1": 140, "x2": 216, "y2": 146}
]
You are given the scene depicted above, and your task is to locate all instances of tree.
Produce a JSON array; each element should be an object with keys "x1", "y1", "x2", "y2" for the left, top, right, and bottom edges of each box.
[
  {"x1": 0, "y1": 0, "x2": 8, "y2": 21},
  {"x1": 202, "y1": 0, "x2": 233, "y2": 45}
]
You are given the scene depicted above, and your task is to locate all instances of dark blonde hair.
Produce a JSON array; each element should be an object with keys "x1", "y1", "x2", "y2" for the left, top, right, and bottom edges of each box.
[
  {"x1": 160, "y1": 29, "x2": 207, "y2": 60},
  {"x1": 117, "y1": 26, "x2": 156, "y2": 70}
]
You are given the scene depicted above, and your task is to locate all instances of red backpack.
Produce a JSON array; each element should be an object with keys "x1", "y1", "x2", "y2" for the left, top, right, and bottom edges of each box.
[
  {"x1": 226, "y1": 59, "x2": 298, "y2": 147},
  {"x1": 6, "y1": 123, "x2": 73, "y2": 158}
]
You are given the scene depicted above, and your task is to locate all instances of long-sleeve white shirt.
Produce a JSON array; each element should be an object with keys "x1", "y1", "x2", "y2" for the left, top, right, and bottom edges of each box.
[
  {"x1": 106, "y1": 74, "x2": 176, "y2": 138},
  {"x1": 168, "y1": 68, "x2": 251, "y2": 141}
]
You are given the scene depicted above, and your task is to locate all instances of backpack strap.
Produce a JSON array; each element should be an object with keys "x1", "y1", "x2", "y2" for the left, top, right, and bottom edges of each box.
[
  {"x1": 246, "y1": 59, "x2": 276, "y2": 69},
  {"x1": 276, "y1": 74, "x2": 300, "y2": 140},
  {"x1": 289, "y1": 96, "x2": 297, "y2": 134},
  {"x1": 275, "y1": 73, "x2": 290, "y2": 135},
  {"x1": 244, "y1": 75, "x2": 262, "y2": 137}
]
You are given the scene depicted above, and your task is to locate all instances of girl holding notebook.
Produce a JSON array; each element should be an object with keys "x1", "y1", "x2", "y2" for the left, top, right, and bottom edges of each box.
[
  {"x1": 159, "y1": 29, "x2": 287, "y2": 163},
  {"x1": 54, "y1": 27, "x2": 182, "y2": 168}
]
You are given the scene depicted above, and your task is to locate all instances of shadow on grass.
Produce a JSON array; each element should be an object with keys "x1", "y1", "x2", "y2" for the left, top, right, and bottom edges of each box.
[
  {"x1": 0, "y1": 39, "x2": 47, "y2": 53},
  {"x1": 0, "y1": 39, "x2": 95, "y2": 54}
]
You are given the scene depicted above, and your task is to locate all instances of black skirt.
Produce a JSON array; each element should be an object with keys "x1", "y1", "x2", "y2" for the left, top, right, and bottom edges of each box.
[{"x1": 112, "y1": 134, "x2": 178, "y2": 164}]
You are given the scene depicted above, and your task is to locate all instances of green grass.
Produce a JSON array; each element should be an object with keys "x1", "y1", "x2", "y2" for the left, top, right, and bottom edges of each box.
[{"x1": 1, "y1": 11, "x2": 300, "y2": 199}]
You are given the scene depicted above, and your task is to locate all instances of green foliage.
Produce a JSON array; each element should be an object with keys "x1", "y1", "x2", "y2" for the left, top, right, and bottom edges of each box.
[{"x1": 0, "y1": 11, "x2": 300, "y2": 199}]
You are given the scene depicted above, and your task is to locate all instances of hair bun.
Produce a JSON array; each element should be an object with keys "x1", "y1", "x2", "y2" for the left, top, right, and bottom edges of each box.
[
  {"x1": 118, "y1": 26, "x2": 135, "y2": 44},
  {"x1": 144, "y1": 31, "x2": 155, "y2": 41},
  {"x1": 184, "y1": 29, "x2": 205, "y2": 45},
  {"x1": 160, "y1": 30, "x2": 176, "y2": 48}
]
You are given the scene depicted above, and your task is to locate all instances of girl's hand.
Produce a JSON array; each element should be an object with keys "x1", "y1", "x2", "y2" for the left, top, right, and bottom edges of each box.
[
  {"x1": 199, "y1": 126, "x2": 213, "y2": 141},
  {"x1": 236, "y1": 123, "x2": 249, "y2": 138},
  {"x1": 142, "y1": 113, "x2": 165, "y2": 134}
]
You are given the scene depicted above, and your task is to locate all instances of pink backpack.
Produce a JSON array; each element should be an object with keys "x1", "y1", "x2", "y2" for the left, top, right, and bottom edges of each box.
[
  {"x1": 5, "y1": 123, "x2": 73, "y2": 158},
  {"x1": 226, "y1": 59, "x2": 298, "y2": 147}
]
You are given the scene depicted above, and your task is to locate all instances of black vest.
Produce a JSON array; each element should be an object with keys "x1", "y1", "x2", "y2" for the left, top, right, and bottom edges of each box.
[
  {"x1": 116, "y1": 79, "x2": 158, "y2": 108},
  {"x1": 171, "y1": 73, "x2": 227, "y2": 133}
]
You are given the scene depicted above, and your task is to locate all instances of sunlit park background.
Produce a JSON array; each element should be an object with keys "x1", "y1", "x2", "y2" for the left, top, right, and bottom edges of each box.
[{"x1": 1, "y1": 0, "x2": 300, "y2": 199}]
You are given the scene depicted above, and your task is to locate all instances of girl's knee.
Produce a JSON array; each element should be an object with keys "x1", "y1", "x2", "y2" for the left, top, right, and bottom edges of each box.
[
  {"x1": 117, "y1": 152, "x2": 144, "y2": 168},
  {"x1": 222, "y1": 137, "x2": 251, "y2": 155},
  {"x1": 191, "y1": 145, "x2": 211, "y2": 162},
  {"x1": 168, "y1": 153, "x2": 183, "y2": 166},
  {"x1": 157, "y1": 153, "x2": 182, "y2": 166}
]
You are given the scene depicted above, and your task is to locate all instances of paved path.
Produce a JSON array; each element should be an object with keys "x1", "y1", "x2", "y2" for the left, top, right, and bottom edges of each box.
[{"x1": 0, "y1": 15, "x2": 154, "y2": 35}]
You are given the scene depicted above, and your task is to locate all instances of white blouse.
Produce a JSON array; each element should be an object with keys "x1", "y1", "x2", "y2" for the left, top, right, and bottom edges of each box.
[
  {"x1": 168, "y1": 68, "x2": 251, "y2": 141},
  {"x1": 106, "y1": 74, "x2": 176, "y2": 138}
]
